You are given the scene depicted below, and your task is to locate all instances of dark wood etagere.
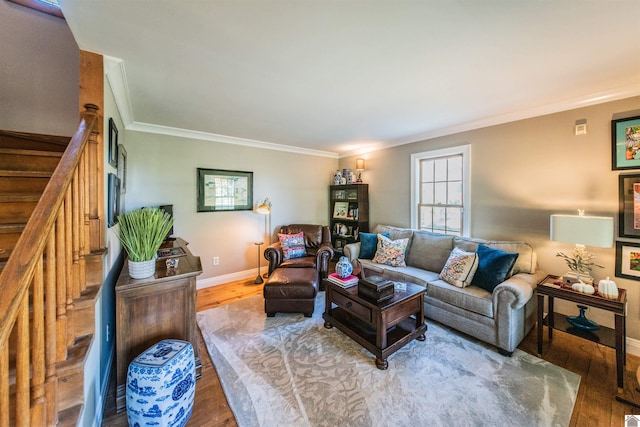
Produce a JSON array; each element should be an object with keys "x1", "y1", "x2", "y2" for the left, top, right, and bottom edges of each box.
[{"x1": 330, "y1": 184, "x2": 368, "y2": 259}]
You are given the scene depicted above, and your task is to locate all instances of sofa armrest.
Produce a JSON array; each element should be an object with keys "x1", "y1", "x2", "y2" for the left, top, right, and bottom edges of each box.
[
  {"x1": 492, "y1": 272, "x2": 542, "y2": 310},
  {"x1": 315, "y1": 242, "x2": 335, "y2": 279},
  {"x1": 343, "y1": 242, "x2": 361, "y2": 262},
  {"x1": 264, "y1": 242, "x2": 283, "y2": 276}
]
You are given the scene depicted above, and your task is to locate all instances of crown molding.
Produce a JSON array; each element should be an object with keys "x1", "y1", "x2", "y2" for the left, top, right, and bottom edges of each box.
[
  {"x1": 104, "y1": 55, "x2": 134, "y2": 127},
  {"x1": 104, "y1": 55, "x2": 338, "y2": 158},
  {"x1": 105, "y1": 54, "x2": 639, "y2": 160},
  {"x1": 127, "y1": 121, "x2": 339, "y2": 158},
  {"x1": 339, "y1": 83, "x2": 640, "y2": 158}
]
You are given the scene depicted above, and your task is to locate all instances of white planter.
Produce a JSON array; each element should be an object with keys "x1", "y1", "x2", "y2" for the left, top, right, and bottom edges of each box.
[{"x1": 128, "y1": 259, "x2": 156, "y2": 279}]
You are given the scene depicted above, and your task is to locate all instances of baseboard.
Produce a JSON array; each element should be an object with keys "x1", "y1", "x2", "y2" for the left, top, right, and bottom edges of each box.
[
  {"x1": 196, "y1": 268, "x2": 258, "y2": 289},
  {"x1": 94, "y1": 346, "x2": 115, "y2": 427},
  {"x1": 628, "y1": 336, "x2": 640, "y2": 358}
]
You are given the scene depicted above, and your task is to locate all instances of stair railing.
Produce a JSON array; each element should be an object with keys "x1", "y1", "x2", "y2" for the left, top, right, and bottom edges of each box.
[{"x1": 0, "y1": 104, "x2": 101, "y2": 426}]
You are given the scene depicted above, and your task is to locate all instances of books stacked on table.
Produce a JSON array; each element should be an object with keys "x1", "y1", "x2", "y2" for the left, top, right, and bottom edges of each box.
[{"x1": 327, "y1": 273, "x2": 359, "y2": 288}]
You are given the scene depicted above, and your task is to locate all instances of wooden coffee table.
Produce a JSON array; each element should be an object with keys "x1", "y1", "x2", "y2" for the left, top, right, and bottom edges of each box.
[{"x1": 322, "y1": 279, "x2": 427, "y2": 369}]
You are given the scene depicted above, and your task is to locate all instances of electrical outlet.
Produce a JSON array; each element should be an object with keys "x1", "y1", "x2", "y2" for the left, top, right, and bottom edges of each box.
[{"x1": 213, "y1": 256, "x2": 219, "y2": 266}]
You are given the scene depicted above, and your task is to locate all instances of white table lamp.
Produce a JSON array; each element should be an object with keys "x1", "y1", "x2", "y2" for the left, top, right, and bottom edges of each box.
[{"x1": 550, "y1": 210, "x2": 613, "y2": 284}]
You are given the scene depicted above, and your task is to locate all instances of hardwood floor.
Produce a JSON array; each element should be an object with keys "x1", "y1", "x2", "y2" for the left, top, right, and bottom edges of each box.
[{"x1": 102, "y1": 276, "x2": 640, "y2": 426}]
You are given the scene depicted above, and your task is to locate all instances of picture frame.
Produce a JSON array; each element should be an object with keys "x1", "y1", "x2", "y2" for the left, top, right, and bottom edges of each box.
[
  {"x1": 611, "y1": 115, "x2": 640, "y2": 170},
  {"x1": 117, "y1": 144, "x2": 127, "y2": 194},
  {"x1": 615, "y1": 241, "x2": 640, "y2": 281},
  {"x1": 197, "y1": 168, "x2": 253, "y2": 212},
  {"x1": 618, "y1": 173, "x2": 640, "y2": 238},
  {"x1": 108, "y1": 118, "x2": 118, "y2": 168},
  {"x1": 333, "y1": 201, "x2": 349, "y2": 219},
  {"x1": 107, "y1": 173, "x2": 120, "y2": 227}
]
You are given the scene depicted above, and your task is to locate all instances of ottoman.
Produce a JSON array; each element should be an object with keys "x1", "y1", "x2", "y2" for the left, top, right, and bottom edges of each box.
[
  {"x1": 126, "y1": 339, "x2": 195, "y2": 427},
  {"x1": 264, "y1": 268, "x2": 319, "y2": 317}
]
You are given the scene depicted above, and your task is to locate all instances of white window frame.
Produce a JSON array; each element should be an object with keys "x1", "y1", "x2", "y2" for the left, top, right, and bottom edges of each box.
[{"x1": 410, "y1": 145, "x2": 471, "y2": 236}]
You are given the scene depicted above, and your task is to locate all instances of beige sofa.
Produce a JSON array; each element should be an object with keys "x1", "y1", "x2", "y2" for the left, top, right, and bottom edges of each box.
[{"x1": 343, "y1": 225, "x2": 546, "y2": 355}]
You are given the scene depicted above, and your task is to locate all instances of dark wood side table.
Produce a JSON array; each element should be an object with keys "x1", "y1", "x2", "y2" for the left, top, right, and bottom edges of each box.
[
  {"x1": 322, "y1": 279, "x2": 427, "y2": 369},
  {"x1": 537, "y1": 274, "x2": 627, "y2": 392}
]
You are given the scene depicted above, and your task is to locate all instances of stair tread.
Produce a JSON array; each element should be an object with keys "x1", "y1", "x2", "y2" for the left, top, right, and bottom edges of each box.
[
  {"x1": 0, "y1": 223, "x2": 26, "y2": 233},
  {"x1": 0, "y1": 147, "x2": 63, "y2": 157},
  {"x1": 57, "y1": 335, "x2": 94, "y2": 372},
  {"x1": 0, "y1": 170, "x2": 52, "y2": 178},
  {"x1": 0, "y1": 193, "x2": 40, "y2": 202},
  {"x1": 57, "y1": 404, "x2": 83, "y2": 427}
]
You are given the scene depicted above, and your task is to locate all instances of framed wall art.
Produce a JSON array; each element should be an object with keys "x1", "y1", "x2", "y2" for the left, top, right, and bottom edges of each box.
[
  {"x1": 616, "y1": 241, "x2": 640, "y2": 281},
  {"x1": 618, "y1": 173, "x2": 640, "y2": 238},
  {"x1": 611, "y1": 115, "x2": 640, "y2": 170},
  {"x1": 108, "y1": 118, "x2": 118, "y2": 168},
  {"x1": 107, "y1": 173, "x2": 120, "y2": 227},
  {"x1": 197, "y1": 168, "x2": 253, "y2": 212},
  {"x1": 117, "y1": 144, "x2": 127, "y2": 194}
]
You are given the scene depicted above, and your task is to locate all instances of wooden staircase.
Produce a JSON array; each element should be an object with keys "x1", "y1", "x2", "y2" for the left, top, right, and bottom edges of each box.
[{"x1": 0, "y1": 105, "x2": 105, "y2": 426}]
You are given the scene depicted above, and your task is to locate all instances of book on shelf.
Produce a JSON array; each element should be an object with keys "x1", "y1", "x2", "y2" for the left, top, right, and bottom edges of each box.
[{"x1": 327, "y1": 273, "x2": 359, "y2": 287}]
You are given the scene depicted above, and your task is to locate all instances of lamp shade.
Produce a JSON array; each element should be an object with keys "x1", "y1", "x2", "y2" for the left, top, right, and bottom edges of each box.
[
  {"x1": 356, "y1": 158, "x2": 365, "y2": 171},
  {"x1": 550, "y1": 214, "x2": 613, "y2": 248},
  {"x1": 257, "y1": 198, "x2": 271, "y2": 215}
]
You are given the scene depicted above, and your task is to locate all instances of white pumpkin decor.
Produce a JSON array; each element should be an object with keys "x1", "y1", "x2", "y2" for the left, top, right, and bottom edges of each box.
[
  {"x1": 598, "y1": 276, "x2": 618, "y2": 299},
  {"x1": 571, "y1": 281, "x2": 595, "y2": 295}
]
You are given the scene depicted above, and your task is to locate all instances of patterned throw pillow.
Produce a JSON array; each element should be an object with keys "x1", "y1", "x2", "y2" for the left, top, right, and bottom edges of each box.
[
  {"x1": 372, "y1": 234, "x2": 409, "y2": 267},
  {"x1": 439, "y1": 247, "x2": 479, "y2": 288},
  {"x1": 278, "y1": 231, "x2": 307, "y2": 260},
  {"x1": 359, "y1": 232, "x2": 390, "y2": 259}
]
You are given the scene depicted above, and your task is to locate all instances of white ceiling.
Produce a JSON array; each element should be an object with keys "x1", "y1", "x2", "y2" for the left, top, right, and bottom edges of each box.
[{"x1": 58, "y1": 0, "x2": 640, "y2": 158}]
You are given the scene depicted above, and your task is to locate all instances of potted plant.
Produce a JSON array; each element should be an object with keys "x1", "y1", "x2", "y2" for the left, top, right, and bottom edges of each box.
[{"x1": 116, "y1": 208, "x2": 174, "y2": 279}]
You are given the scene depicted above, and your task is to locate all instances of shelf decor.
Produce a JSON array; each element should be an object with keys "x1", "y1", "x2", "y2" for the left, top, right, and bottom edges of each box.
[{"x1": 612, "y1": 115, "x2": 640, "y2": 170}]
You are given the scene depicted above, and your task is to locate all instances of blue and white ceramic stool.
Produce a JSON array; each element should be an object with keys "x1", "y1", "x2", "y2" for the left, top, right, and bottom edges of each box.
[{"x1": 126, "y1": 339, "x2": 195, "y2": 427}]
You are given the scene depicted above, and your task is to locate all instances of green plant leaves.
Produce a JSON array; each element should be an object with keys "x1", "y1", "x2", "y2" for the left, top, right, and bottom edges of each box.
[{"x1": 116, "y1": 208, "x2": 174, "y2": 262}]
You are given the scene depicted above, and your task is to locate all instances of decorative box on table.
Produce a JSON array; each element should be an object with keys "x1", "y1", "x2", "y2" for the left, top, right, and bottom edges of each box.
[{"x1": 358, "y1": 276, "x2": 394, "y2": 303}]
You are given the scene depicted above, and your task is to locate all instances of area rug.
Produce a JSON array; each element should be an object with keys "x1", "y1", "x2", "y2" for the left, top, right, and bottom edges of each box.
[{"x1": 196, "y1": 294, "x2": 580, "y2": 427}]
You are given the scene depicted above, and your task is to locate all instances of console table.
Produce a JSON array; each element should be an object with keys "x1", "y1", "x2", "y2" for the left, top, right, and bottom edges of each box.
[
  {"x1": 537, "y1": 274, "x2": 627, "y2": 392},
  {"x1": 115, "y1": 238, "x2": 202, "y2": 412}
]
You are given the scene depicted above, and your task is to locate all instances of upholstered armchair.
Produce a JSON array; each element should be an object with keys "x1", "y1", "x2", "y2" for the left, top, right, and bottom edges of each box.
[{"x1": 264, "y1": 224, "x2": 334, "y2": 278}]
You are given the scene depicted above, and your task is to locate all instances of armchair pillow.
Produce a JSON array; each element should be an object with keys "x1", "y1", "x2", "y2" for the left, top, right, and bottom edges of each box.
[
  {"x1": 439, "y1": 247, "x2": 478, "y2": 288},
  {"x1": 372, "y1": 234, "x2": 409, "y2": 267},
  {"x1": 471, "y1": 244, "x2": 519, "y2": 292},
  {"x1": 278, "y1": 231, "x2": 307, "y2": 260},
  {"x1": 359, "y1": 232, "x2": 390, "y2": 259}
]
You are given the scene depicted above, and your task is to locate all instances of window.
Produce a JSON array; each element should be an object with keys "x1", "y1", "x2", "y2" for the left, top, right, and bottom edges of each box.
[{"x1": 411, "y1": 145, "x2": 470, "y2": 236}]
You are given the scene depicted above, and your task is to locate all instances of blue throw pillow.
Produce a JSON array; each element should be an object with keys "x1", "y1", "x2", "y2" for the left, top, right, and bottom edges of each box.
[
  {"x1": 359, "y1": 232, "x2": 390, "y2": 259},
  {"x1": 471, "y1": 244, "x2": 519, "y2": 292}
]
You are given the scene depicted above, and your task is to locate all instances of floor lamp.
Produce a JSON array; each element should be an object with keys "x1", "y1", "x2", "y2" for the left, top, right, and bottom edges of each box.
[{"x1": 254, "y1": 198, "x2": 272, "y2": 284}]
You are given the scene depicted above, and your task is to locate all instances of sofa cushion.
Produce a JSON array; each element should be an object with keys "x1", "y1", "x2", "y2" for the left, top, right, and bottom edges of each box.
[
  {"x1": 426, "y1": 279, "x2": 494, "y2": 318},
  {"x1": 439, "y1": 247, "x2": 478, "y2": 288},
  {"x1": 454, "y1": 237, "x2": 536, "y2": 274},
  {"x1": 373, "y1": 225, "x2": 414, "y2": 246},
  {"x1": 359, "y1": 260, "x2": 438, "y2": 287},
  {"x1": 406, "y1": 231, "x2": 455, "y2": 272},
  {"x1": 471, "y1": 244, "x2": 519, "y2": 292},
  {"x1": 359, "y1": 232, "x2": 390, "y2": 259},
  {"x1": 278, "y1": 231, "x2": 307, "y2": 260},
  {"x1": 373, "y1": 235, "x2": 409, "y2": 267}
]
